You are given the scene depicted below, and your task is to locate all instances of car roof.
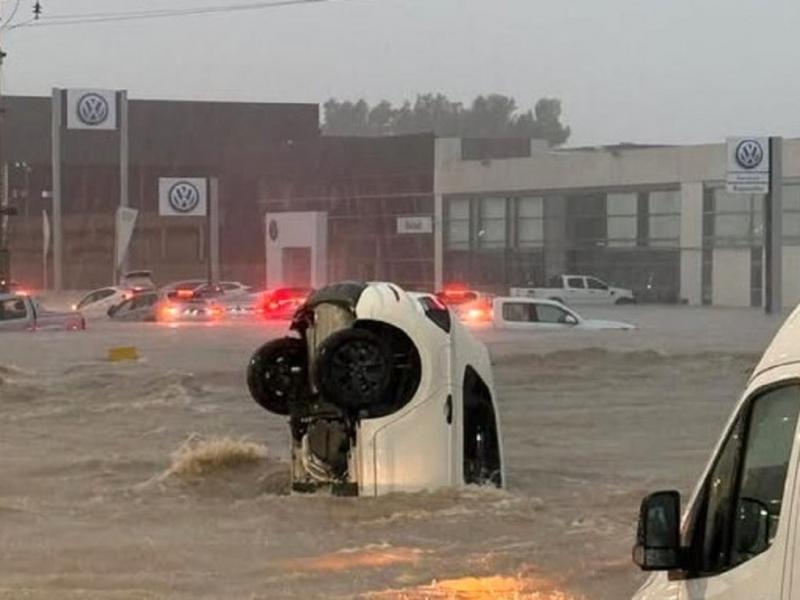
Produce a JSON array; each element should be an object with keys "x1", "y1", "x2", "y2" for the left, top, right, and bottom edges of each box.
[
  {"x1": 751, "y1": 304, "x2": 800, "y2": 380},
  {"x1": 495, "y1": 296, "x2": 571, "y2": 308}
]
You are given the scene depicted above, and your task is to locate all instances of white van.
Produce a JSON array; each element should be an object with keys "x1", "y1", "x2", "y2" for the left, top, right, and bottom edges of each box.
[{"x1": 632, "y1": 306, "x2": 800, "y2": 599}]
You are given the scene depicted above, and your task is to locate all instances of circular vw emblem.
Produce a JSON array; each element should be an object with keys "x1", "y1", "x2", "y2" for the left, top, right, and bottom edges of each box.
[
  {"x1": 735, "y1": 139, "x2": 765, "y2": 170},
  {"x1": 268, "y1": 220, "x2": 279, "y2": 242},
  {"x1": 76, "y1": 92, "x2": 110, "y2": 126},
  {"x1": 168, "y1": 181, "x2": 201, "y2": 213}
]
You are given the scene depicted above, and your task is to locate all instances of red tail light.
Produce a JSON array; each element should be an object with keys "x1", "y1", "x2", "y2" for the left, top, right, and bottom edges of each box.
[{"x1": 176, "y1": 289, "x2": 194, "y2": 299}]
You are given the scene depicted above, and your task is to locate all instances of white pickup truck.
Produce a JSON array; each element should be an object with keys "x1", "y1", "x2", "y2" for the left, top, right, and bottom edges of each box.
[
  {"x1": 510, "y1": 274, "x2": 635, "y2": 305},
  {"x1": 0, "y1": 294, "x2": 85, "y2": 332}
]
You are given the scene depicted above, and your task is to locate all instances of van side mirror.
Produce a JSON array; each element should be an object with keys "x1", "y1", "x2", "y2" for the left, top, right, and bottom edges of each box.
[
  {"x1": 633, "y1": 491, "x2": 682, "y2": 571},
  {"x1": 734, "y1": 497, "x2": 770, "y2": 557}
]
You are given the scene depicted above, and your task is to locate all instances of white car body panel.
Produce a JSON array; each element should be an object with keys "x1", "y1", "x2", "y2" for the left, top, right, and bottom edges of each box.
[
  {"x1": 632, "y1": 304, "x2": 800, "y2": 600},
  {"x1": 353, "y1": 286, "x2": 502, "y2": 495},
  {"x1": 74, "y1": 287, "x2": 130, "y2": 319},
  {"x1": 492, "y1": 297, "x2": 635, "y2": 331}
]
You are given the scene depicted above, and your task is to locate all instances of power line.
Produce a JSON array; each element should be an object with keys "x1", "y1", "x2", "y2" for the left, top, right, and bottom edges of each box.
[
  {"x1": 1, "y1": 0, "x2": 23, "y2": 31},
  {"x1": 13, "y1": 0, "x2": 351, "y2": 28}
]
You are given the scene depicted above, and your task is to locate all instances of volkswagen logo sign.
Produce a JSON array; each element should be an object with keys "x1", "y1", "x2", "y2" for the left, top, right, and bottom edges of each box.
[
  {"x1": 735, "y1": 139, "x2": 765, "y2": 170},
  {"x1": 168, "y1": 181, "x2": 201, "y2": 213},
  {"x1": 268, "y1": 219, "x2": 279, "y2": 242},
  {"x1": 76, "y1": 92, "x2": 110, "y2": 127}
]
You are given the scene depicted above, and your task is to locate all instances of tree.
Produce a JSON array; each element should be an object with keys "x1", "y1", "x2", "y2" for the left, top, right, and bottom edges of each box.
[{"x1": 321, "y1": 94, "x2": 571, "y2": 146}]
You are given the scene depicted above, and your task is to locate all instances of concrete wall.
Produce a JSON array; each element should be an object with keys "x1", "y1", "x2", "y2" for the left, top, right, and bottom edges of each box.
[
  {"x1": 264, "y1": 212, "x2": 327, "y2": 289},
  {"x1": 680, "y1": 182, "x2": 704, "y2": 305},
  {"x1": 784, "y1": 246, "x2": 800, "y2": 307},
  {"x1": 712, "y1": 249, "x2": 751, "y2": 307}
]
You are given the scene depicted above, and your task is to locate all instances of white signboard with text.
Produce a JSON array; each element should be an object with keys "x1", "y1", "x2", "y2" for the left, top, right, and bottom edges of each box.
[
  {"x1": 158, "y1": 178, "x2": 207, "y2": 217},
  {"x1": 397, "y1": 216, "x2": 433, "y2": 234},
  {"x1": 66, "y1": 89, "x2": 118, "y2": 130},
  {"x1": 726, "y1": 137, "x2": 770, "y2": 194}
]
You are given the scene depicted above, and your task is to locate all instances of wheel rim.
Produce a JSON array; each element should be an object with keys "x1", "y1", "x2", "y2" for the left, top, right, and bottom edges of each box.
[
  {"x1": 328, "y1": 340, "x2": 387, "y2": 400},
  {"x1": 261, "y1": 353, "x2": 301, "y2": 398}
]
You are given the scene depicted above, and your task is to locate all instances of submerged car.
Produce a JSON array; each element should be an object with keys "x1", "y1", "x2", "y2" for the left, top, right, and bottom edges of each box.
[
  {"x1": 257, "y1": 287, "x2": 312, "y2": 320},
  {"x1": 0, "y1": 293, "x2": 85, "y2": 332},
  {"x1": 73, "y1": 287, "x2": 133, "y2": 318},
  {"x1": 246, "y1": 281, "x2": 504, "y2": 496},
  {"x1": 492, "y1": 297, "x2": 635, "y2": 330},
  {"x1": 107, "y1": 291, "x2": 160, "y2": 322},
  {"x1": 435, "y1": 285, "x2": 493, "y2": 323},
  {"x1": 156, "y1": 297, "x2": 225, "y2": 323}
]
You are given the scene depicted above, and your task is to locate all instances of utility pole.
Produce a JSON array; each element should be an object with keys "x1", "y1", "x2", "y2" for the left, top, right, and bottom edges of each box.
[{"x1": 0, "y1": 35, "x2": 10, "y2": 285}]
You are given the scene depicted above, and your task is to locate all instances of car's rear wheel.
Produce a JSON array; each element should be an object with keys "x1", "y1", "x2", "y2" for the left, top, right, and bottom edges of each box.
[
  {"x1": 314, "y1": 328, "x2": 393, "y2": 410},
  {"x1": 615, "y1": 297, "x2": 635, "y2": 305},
  {"x1": 247, "y1": 337, "x2": 308, "y2": 415}
]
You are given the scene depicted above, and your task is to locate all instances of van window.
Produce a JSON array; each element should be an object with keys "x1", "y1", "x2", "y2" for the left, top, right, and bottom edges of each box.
[{"x1": 684, "y1": 383, "x2": 800, "y2": 575}]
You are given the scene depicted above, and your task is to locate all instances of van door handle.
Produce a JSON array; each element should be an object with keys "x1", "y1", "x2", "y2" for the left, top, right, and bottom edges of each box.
[{"x1": 445, "y1": 395, "x2": 453, "y2": 425}]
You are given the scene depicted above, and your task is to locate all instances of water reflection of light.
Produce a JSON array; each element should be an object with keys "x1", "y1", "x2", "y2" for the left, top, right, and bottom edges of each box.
[
  {"x1": 366, "y1": 575, "x2": 579, "y2": 600},
  {"x1": 276, "y1": 545, "x2": 422, "y2": 572}
]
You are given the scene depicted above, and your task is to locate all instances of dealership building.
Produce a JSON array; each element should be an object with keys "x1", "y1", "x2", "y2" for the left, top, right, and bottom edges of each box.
[
  {"x1": 3, "y1": 92, "x2": 799, "y2": 307},
  {"x1": 434, "y1": 138, "x2": 800, "y2": 307}
]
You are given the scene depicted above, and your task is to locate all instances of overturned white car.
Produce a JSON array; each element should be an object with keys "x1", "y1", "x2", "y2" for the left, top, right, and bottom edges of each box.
[{"x1": 247, "y1": 282, "x2": 504, "y2": 496}]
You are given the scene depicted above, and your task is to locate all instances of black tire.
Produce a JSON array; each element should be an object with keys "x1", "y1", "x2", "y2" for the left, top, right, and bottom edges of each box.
[
  {"x1": 615, "y1": 297, "x2": 635, "y2": 305},
  {"x1": 314, "y1": 328, "x2": 393, "y2": 410},
  {"x1": 247, "y1": 337, "x2": 308, "y2": 415}
]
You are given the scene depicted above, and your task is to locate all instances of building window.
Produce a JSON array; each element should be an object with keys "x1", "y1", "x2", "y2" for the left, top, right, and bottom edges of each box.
[
  {"x1": 783, "y1": 185, "x2": 800, "y2": 242},
  {"x1": 516, "y1": 197, "x2": 544, "y2": 248},
  {"x1": 648, "y1": 190, "x2": 680, "y2": 247},
  {"x1": 711, "y1": 189, "x2": 762, "y2": 247},
  {"x1": 446, "y1": 198, "x2": 470, "y2": 250},
  {"x1": 478, "y1": 197, "x2": 506, "y2": 249},
  {"x1": 607, "y1": 193, "x2": 637, "y2": 247}
]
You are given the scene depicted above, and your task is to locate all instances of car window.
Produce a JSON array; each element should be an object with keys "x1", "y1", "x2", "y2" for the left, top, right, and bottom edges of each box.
[
  {"x1": 221, "y1": 283, "x2": 239, "y2": 291},
  {"x1": 535, "y1": 304, "x2": 572, "y2": 324},
  {"x1": 502, "y1": 302, "x2": 532, "y2": 322},
  {"x1": 684, "y1": 384, "x2": 800, "y2": 575},
  {"x1": 587, "y1": 278, "x2": 609, "y2": 290},
  {"x1": 566, "y1": 277, "x2": 585, "y2": 289},
  {"x1": 0, "y1": 298, "x2": 28, "y2": 320},
  {"x1": 131, "y1": 294, "x2": 158, "y2": 309}
]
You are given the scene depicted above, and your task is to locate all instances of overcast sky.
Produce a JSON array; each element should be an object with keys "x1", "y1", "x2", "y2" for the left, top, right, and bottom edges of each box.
[{"x1": 4, "y1": 0, "x2": 798, "y2": 146}]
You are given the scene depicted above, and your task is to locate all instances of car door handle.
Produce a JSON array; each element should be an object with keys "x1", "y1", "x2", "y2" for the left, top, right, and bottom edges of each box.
[{"x1": 445, "y1": 395, "x2": 453, "y2": 425}]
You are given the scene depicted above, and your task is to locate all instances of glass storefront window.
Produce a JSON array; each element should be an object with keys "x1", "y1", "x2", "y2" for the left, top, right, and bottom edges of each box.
[
  {"x1": 649, "y1": 190, "x2": 680, "y2": 247},
  {"x1": 447, "y1": 198, "x2": 470, "y2": 250},
  {"x1": 517, "y1": 197, "x2": 543, "y2": 248},
  {"x1": 478, "y1": 197, "x2": 506, "y2": 248},
  {"x1": 607, "y1": 193, "x2": 637, "y2": 247},
  {"x1": 711, "y1": 189, "x2": 762, "y2": 247}
]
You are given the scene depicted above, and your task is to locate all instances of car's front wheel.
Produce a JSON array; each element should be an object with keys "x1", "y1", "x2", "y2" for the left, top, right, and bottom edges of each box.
[{"x1": 314, "y1": 328, "x2": 393, "y2": 410}]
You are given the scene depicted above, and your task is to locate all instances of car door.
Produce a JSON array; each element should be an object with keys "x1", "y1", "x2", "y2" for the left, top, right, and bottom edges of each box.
[
  {"x1": 675, "y1": 378, "x2": 800, "y2": 600},
  {"x1": 533, "y1": 303, "x2": 579, "y2": 329},
  {"x1": 564, "y1": 276, "x2": 588, "y2": 303},
  {"x1": 586, "y1": 277, "x2": 613, "y2": 304}
]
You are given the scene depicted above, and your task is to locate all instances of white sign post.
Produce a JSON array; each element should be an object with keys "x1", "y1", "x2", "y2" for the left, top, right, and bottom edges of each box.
[
  {"x1": 115, "y1": 207, "x2": 138, "y2": 271},
  {"x1": 726, "y1": 137, "x2": 770, "y2": 194},
  {"x1": 158, "y1": 178, "x2": 208, "y2": 217}
]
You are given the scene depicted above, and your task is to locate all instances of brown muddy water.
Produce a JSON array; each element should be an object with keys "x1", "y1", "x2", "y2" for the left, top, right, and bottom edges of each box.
[{"x1": 0, "y1": 306, "x2": 786, "y2": 599}]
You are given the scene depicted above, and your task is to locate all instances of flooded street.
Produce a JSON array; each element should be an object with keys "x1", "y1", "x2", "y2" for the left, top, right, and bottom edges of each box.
[{"x1": 0, "y1": 306, "x2": 785, "y2": 599}]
